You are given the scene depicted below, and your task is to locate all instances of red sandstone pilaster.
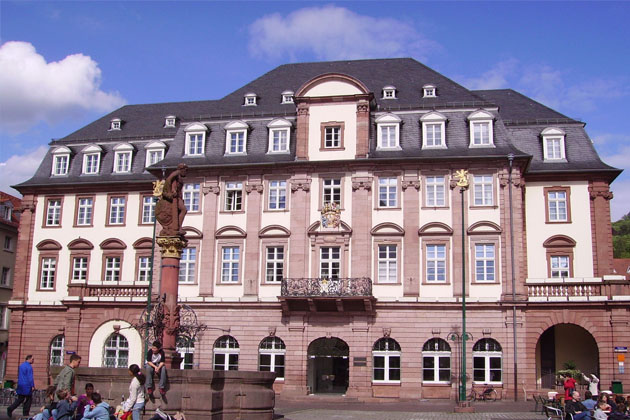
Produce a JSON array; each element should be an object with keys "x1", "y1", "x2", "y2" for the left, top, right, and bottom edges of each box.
[
  {"x1": 355, "y1": 100, "x2": 370, "y2": 159},
  {"x1": 451, "y1": 176, "x2": 468, "y2": 297},
  {"x1": 589, "y1": 181, "x2": 615, "y2": 276},
  {"x1": 199, "y1": 181, "x2": 220, "y2": 296},
  {"x1": 12, "y1": 195, "x2": 37, "y2": 301},
  {"x1": 244, "y1": 177, "x2": 263, "y2": 295},
  {"x1": 402, "y1": 174, "x2": 420, "y2": 296},
  {"x1": 289, "y1": 176, "x2": 311, "y2": 278},
  {"x1": 296, "y1": 104, "x2": 310, "y2": 160},
  {"x1": 351, "y1": 174, "x2": 372, "y2": 277}
]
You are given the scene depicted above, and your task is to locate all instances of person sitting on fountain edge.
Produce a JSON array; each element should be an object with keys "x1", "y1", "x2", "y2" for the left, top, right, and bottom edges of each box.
[{"x1": 145, "y1": 341, "x2": 167, "y2": 395}]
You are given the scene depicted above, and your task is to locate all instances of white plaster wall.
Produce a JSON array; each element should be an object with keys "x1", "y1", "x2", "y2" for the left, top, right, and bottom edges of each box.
[
  {"x1": 419, "y1": 208, "x2": 452, "y2": 228},
  {"x1": 260, "y1": 211, "x2": 291, "y2": 231},
  {"x1": 88, "y1": 320, "x2": 143, "y2": 367},
  {"x1": 308, "y1": 104, "x2": 357, "y2": 160},
  {"x1": 303, "y1": 81, "x2": 362, "y2": 97},
  {"x1": 525, "y1": 181, "x2": 594, "y2": 278},
  {"x1": 372, "y1": 209, "x2": 404, "y2": 227},
  {"x1": 419, "y1": 237, "x2": 454, "y2": 298},
  {"x1": 215, "y1": 212, "x2": 247, "y2": 231},
  {"x1": 373, "y1": 284, "x2": 404, "y2": 297},
  {"x1": 468, "y1": 284, "x2": 502, "y2": 299}
]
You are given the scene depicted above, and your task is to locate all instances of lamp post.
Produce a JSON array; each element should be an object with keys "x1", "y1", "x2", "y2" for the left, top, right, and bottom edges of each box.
[{"x1": 508, "y1": 153, "x2": 519, "y2": 401}]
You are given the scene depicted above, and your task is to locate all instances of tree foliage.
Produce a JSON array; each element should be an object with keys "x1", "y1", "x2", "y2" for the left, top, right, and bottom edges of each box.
[{"x1": 612, "y1": 212, "x2": 630, "y2": 258}]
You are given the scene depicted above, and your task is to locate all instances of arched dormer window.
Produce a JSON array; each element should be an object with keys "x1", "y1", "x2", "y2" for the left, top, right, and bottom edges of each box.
[
  {"x1": 145, "y1": 141, "x2": 167, "y2": 167},
  {"x1": 267, "y1": 119, "x2": 292, "y2": 154},
  {"x1": 184, "y1": 123, "x2": 207, "y2": 157},
  {"x1": 467, "y1": 110, "x2": 495, "y2": 147},
  {"x1": 382, "y1": 85, "x2": 397, "y2": 99},
  {"x1": 113, "y1": 143, "x2": 134, "y2": 173},
  {"x1": 81, "y1": 144, "x2": 102, "y2": 175},
  {"x1": 541, "y1": 127, "x2": 566, "y2": 161},
  {"x1": 421, "y1": 112, "x2": 447, "y2": 149},
  {"x1": 375, "y1": 113, "x2": 401, "y2": 150},
  {"x1": 224, "y1": 121, "x2": 249, "y2": 156},
  {"x1": 51, "y1": 146, "x2": 71, "y2": 176}
]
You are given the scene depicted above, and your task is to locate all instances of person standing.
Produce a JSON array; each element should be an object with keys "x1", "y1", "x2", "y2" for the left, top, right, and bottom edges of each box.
[
  {"x1": 55, "y1": 354, "x2": 82, "y2": 398},
  {"x1": 122, "y1": 365, "x2": 145, "y2": 420},
  {"x1": 583, "y1": 373, "x2": 600, "y2": 397},
  {"x1": 7, "y1": 355, "x2": 35, "y2": 418}
]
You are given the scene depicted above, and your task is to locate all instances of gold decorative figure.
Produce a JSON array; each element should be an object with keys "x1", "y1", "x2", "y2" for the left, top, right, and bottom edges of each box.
[{"x1": 454, "y1": 169, "x2": 469, "y2": 188}]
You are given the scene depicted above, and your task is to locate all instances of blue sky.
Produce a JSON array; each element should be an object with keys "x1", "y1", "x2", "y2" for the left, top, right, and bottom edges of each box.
[{"x1": 1, "y1": 1, "x2": 628, "y2": 220}]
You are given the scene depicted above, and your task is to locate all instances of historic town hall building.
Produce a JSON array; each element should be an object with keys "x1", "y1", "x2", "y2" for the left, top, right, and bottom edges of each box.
[{"x1": 7, "y1": 58, "x2": 628, "y2": 400}]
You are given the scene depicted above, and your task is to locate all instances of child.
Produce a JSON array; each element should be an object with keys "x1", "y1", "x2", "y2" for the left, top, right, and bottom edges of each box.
[
  {"x1": 145, "y1": 341, "x2": 167, "y2": 395},
  {"x1": 595, "y1": 401, "x2": 609, "y2": 420},
  {"x1": 32, "y1": 386, "x2": 57, "y2": 420},
  {"x1": 55, "y1": 389, "x2": 78, "y2": 420},
  {"x1": 80, "y1": 392, "x2": 110, "y2": 420}
]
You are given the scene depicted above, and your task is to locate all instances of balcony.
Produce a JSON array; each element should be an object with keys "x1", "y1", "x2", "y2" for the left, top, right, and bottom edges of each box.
[
  {"x1": 67, "y1": 283, "x2": 149, "y2": 300},
  {"x1": 526, "y1": 276, "x2": 630, "y2": 302},
  {"x1": 279, "y1": 277, "x2": 375, "y2": 313}
]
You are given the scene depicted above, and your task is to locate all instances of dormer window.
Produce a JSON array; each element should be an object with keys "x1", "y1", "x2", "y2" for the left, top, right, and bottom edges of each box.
[
  {"x1": 375, "y1": 113, "x2": 402, "y2": 150},
  {"x1": 467, "y1": 110, "x2": 495, "y2": 147},
  {"x1": 1, "y1": 203, "x2": 13, "y2": 221},
  {"x1": 110, "y1": 118, "x2": 122, "y2": 131},
  {"x1": 244, "y1": 93, "x2": 257, "y2": 106},
  {"x1": 421, "y1": 111, "x2": 447, "y2": 149},
  {"x1": 113, "y1": 143, "x2": 134, "y2": 173},
  {"x1": 267, "y1": 119, "x2": 291, "y2": 153},
  {"x1": 382, "y1": 86, "x2": 397, "y2": 99},
  {"x1": 281, "y1": 91, "x2": 294, "y2": 104},
  {"x1": 225, "y1": 121, "x2": 249, "y2": 155},
  {"x1": 164, "y1": 115, "x2": 176, "y2": 128},
  {"x1": 423, "y1": 84, "x2": 437, "y2": 98},
  {"x1": 541, "y1": 127, "x2": 567, "y2": 161},
  {"x1": 81, "y1": 144, "x2": 102, "y2": 174},
  {"x1": 145, "y1": 141, "x2": 167, "y2": 167},
  {"x1": 184, "y1": 123, "x2": 207, "y2": 157},
  {"x1": 51, "y1": 146, "x2": 71, "y2": 176}
]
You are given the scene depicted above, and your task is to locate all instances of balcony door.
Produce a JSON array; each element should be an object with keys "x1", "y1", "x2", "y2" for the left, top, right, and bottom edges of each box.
[{"x1": 307, "y1": 337, "x2": 349, "y2": 394}]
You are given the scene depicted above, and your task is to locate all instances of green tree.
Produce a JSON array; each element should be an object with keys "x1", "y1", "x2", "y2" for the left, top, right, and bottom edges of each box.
[{"x1": 612, "y1": 212, "x2": 630, "y2": 258}]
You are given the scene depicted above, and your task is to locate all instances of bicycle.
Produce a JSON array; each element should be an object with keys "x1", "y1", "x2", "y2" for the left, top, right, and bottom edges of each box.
[{"x1": 467, "y1": 385, "x2": 498, "y2": 401}]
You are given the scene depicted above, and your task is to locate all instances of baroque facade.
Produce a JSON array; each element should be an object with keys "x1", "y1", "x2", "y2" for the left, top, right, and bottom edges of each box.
[{"x1": 7, "y1": 58, "x2": 629, "y2": 400}]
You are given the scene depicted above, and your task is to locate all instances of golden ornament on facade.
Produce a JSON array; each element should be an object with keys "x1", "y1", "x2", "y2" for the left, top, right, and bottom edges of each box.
[
  {"x1": 454, "y1": 169, "x2": 469, "y2": 188},
  {"x1": 156, "y1": 236, "x2": 188, "y2": 258},
  {"x1": 153, "y1": 180, "x2": 165, "y2": 197}
]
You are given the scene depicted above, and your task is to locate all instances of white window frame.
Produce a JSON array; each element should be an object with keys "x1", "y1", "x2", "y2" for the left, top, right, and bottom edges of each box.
[
  {"x1": 268, "y1": 180, "x2": 286, "y2": 210},
  {"x1": 421, "y1": 112, "x2": 447, "y2": 149},
  {"x1": 426, "y1": 176, "x2": 446, "y2": 207},
  {"x1": 109, "y1": 196, "x2": 126, "y2": 225},
  {"x1": 164, "y1": 115, "x2": 176, "y2": 128},
  {"x1": 267, "y1": 119, "x2": 291, "y2": 154},
  {"x1": 259, "y1": 337, "x2": 286, "y2": 379},
  {"x1": 473, "y1": 339, "x2": 502, "y2": 385},
  {"x1": 142, "y1": 196, "x2": 156, "y2": 224},
  {"x1": 225, "y1": 121, "x2": 249, "y2": 155},
  {"x1": 422, "y1": 338, "x2": 451, "y2": 384},
  {"x1": 51, "y1": 147, "x2": 71, "y2": 176},
  {"x1": 548, "y1": 191, "x2": 568, "y2": 222},
  {"x1": 178, "y1": 247, "x2": 196, "y2": 284},
  {"x1": 467, "y1": 110, "x2": 495, "y2": 147},
  {"x1": 378, "y1": 177, "x2": 398, "y2": 208},
  {"x1": 377, "y1": 244, "x2": 397, "y2": 284},
  {"x1": 144, "y1": 141, "x2": 167, "y2": 167},
  {"x1": 109, "y1": 119, "x2": 122, "y2": 131},
  {"x1": 50, "y1": 335, "x2": 65, "y2": 366},
  {"x1": 224, "y1": 182, "x2": 243, "y2": 211},
  {"x1": 322, "y1": 178, "x2": 341, "y2": 206},
  {"x1": 176, "y1": 337, "x2": 194, "y2": 370},
  {"x1": 423, "y1": 84, "x2": 437, "y2": 98},
  {"x1": 375, "y1": 114, "x2": 401, "y2": 150},
  {"x1": 320, "y1": 247, "x2": 340, "y2": 280},
  {"x1": 323, "y1": 126, "x2": 342, "y2": 149},
  {"x1": 40, "y1": 257, "x2": 56, "y2": 290},
  {"x1": 221, "y1": 246, "x2": 240, "y2": 283},
  {"x1": 372, "y1": 338, "x2": 401, "y2": 384},
  {"x1": 137, "y1": 256, "x2": 151, "y2": 282},
  {"x1": 104, "y1": 256, "x2": 121, "y2": 282},
  {"x1": 46, "y1": 199, "x2": 62, "y2": 226},
  {"x1": 474, "y1": 244, "x2": 496, "y2": 282},
  {"x1": 184, "y1": 123, "x2": 207, "y2": 157},
  {"x1": 183, "y1": 183, "x2": 200, "y2": 212},
  {"x1": 114, "y1": 151, "x2": 131, "y2": 173},
  {"x1": 426, "y1": 244, "x2": 447, "y2": 283},
  {"x1": 281, "y1": 90, "x2": 294, "y2": 104},
  {"x1": 213, "y1": 336, "x2": 240, "y2": 370},
  {"x1": 1, "y1": 267, "x2": 11, "y2": 287},
  {"x1": 103, "y1": 333, "x2": 129, "y2": 368},
  {"x1": 473, "y1": 175, "x2": 494, "y2": 206},
  {"x1": 382, "y1": 86, "x2": 397, "y2": 99},
  {"x1": 541, "y1": 127, "x2": 566, "y2": 161},
  {"x1": 550, "y1": 255, "x2": 570, "y2": 278},
  {"x1": 77, "y1": 197, "x2": 93, "y2": 226},
  {"x1": 265, "y1": 246, "x2": 284, "y2": 283},
  {"x1": 244, "y1": 93, "x2": 257, "y2": 106},
  {"x1": 72, "y1": 257, "x2": 88, "y2": 282},
  {"x1": 81, "y1": 145, "x2": 102, "y2": 174}
]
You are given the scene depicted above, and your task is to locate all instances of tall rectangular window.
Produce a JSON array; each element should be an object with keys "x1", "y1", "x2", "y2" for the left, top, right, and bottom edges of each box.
[
  {"x1": 46, "y1": 199, "x2": 62, "y2": 226},
  {"x1": 324, "y1": 126, "x2": 341, "y2": 148},
  {"x1": 320, "y1": 247, "x2": 340, "y2": 280},
  {"x1": 142, "y1": 196, "x2": 156, "y2": 224},
  {"x1": 545, "y1": 138, "x2": 564, "y2": 160},
  {"x1": 270, "y1": 129, "x2": 289, "y2": 152},
  {"x1": 147, "y1": 149, "x2": 164, "y2": 166},
  {"x1": 72, "y1": 257, "x2": 88, "y2": 282},
  {"x1": 104, "y1": 257, "x2": 121, "y2": 282},
  {"x1": 268, "y1": 180, "x2": 286, "y2": 210},
  {"x1": 1, "y1": 267, "x2": 11, "y2": 286},
  {"x1": 109, "y1": 197, "x2": 126, "y2": 225},
  {"x1": 183, "y1": 183, "x2": 200, "y2": 212},
  {"x1": 473, "y1": 175, "x2": 493, "y2": 206},
  {"x1": 224, "y1": 182, "x2": 243, "y2": 211},
  {"x1": 83, "y1": 153, "x2": 100, "y2": 174},
  {"x1": 378, "y1": 177, "x2": 397, "y2": 208},
  {"x1": 187, "y1": 134, "x2": 204, "y2": 156},
  {"x1": 379, "y1": 125, "x2": 398, "y2": 149},
  {"x1": 548, "y1": 191, "x2": 567, "y2": 222},
  {"x1": 228, "y1": 131, "x2": 245, "y2": 154},
  {"x1": 76, "y1": 197, "x2": 93, "y2": 226},
  {"x1": 114, "y1": 152, "x2": 131, "y2": 173},
  {"x1": 377, "y1": 244, "x2": 397, "y2": 283},
  {"x1": 550, "y1": 256, "x2": 570, "y2": 278},
  {"x1": 52, "y1": 155, "x2": 69, "y2": 176},
  {"x1": 475, "y1": 244, "x2": 495, "y2": 282},
  {"x1": 137, "y1": 256, "x2": 151, "y2": 282},
  {"x1": 426, "y1": 176, "x2": 445, "y2": 207},
  {"x1": 40, "y1": 257, "x2": 56, "y2": 289},
  {"x1": 322, "y1": 179, "x2": 341, "y2": 206},
  {"x1": 179, "y1": 248, "x2": 196, "y2": 283},
  {"x1": 265, "y1": 246, "x2": 284, "y2": 283},
  {"x1": 424, "y1": 123, "x2": 443, "y2": 147},
  {"x1": 472, "y1": 122, "x2": 490, "y2": 145},
  {"x1": 221, "y1": 247, "x2": 240, "y2": 283},
  {"x1": 426, "y1": 244, "x2": 446, "y2": 282}
]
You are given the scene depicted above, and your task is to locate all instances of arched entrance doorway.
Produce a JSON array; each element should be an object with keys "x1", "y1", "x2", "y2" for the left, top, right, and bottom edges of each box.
[
  {"x1": 307, "y1": 337, "x2": 349, "y2": 394},
  {"x1": 536, "y1": 324, "x2": 599, "y2": 388}
]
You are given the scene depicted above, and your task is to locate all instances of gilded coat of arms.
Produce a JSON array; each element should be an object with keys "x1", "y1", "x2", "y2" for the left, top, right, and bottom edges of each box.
[{"x1": 321, "y1": 202, "x2": 341, "y2": 228}]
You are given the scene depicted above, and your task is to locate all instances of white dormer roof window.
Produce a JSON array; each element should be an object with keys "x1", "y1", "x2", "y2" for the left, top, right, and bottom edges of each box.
[
  {"x1": 375, "y1": 113, "x2": 402, "y2": 150},
  {"x1": 467, "y1": 110, "x2": 495, "y2": 147},
  {"x1": 382, "y1": 86, "x2": 397, "y2": 99},
  {"x1": 423, "y1": 84, "x2": 437, "y2": 98},
  {"x1": 164, "y1": 115, "x2": 176, "y2": 128},
  {"x1": 225, "y1": 120, "x2": 249, "y2": 155},
  {"x1": 421, "y1": 111, "x2": 448, "y2": 149},
  {"x1": 244, "y1": 93, "x2": 258, "y2": 106},
  {"x1": 184, "y1": 123, "x2": 207, "y2": 157},
  {"x1": 110, "y1": 118, "x2": 122, "y2": 131},
  {"x1": 267, "y1": 118, "x2": 292, "y2": 154},
  {"x1": 81, "y1": 144, "x2": 102, "y2": 175},
  {"x1": 541, "y1": 127, "x2": 567, "y2": 161},
  {"x1": 281, "y1": 91, "x2": 294, "y2": 104},
  {"x1": 145, "y1": 141, "x2": 167, "y2": 167},
  {"x1": 51, "y1": 146, "x2": 71, "y2": 176},
  {"x1": 113, "y1": 143, "x2": 134, "y2": 173}
]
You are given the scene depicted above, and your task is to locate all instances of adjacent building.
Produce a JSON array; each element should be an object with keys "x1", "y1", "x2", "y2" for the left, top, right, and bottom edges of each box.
[{"x1": 7, "y1": 58, "x2": 629, "y2": 399}]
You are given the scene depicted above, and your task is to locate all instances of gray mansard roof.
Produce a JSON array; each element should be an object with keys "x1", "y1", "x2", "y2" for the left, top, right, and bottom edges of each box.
[{"x1": 17, "y1": 58, "x2": 620, "y2": 190}]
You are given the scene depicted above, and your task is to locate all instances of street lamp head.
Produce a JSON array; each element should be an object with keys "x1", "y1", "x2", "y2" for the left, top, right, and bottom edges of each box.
[{"x1": 508, "y1": 153, "x2": 514, "y2": 162}]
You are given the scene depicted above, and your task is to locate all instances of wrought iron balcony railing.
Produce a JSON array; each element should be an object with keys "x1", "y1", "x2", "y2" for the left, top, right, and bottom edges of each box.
[{"x1": 281, "y1": 277, "x2": 372, "y2": 297}]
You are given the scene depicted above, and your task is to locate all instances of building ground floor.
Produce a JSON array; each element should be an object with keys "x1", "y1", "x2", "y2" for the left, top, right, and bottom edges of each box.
[{"x1": 5, "y1": 301, "x2": 630, "y2": 400}]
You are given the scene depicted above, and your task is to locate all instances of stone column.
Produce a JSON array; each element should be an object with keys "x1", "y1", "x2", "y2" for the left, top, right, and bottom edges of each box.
[
  {"x1": 355, "y1": 100, "x2": 370, "y2": 158},
  {"x1": 244, "y1": 178, "x2": 263, "y2": 296},
  {"x1": 351, "y1": 174, "x2": 372, "y2": 277},
  {"x1": 589, "y1": 181, "x2": 615, "y2": 276},
  {"x1": 402, "y1": 174, "x2": 420, "y2": 296},
  {"x1": 12, "y1": 195, "x2": 37, "y2": 301},
  {"x1": 199, "y1": 181, "x2": 220, "y2": 297},
  {"x1": 296, "y1": 103, "x2": 310, "y2": 160},
  {"x1": 156, "y1": 235, "x2": 187, "y2": 367}
]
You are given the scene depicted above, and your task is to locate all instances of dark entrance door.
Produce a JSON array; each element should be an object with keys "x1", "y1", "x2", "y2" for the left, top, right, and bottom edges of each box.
[{"x1": 307, "y1": 337, "x2": 349, "y2": 394}]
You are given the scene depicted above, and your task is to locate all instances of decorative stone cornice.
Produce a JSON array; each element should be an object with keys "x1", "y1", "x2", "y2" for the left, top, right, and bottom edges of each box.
[
  {"x1": 351, "y1": 176, "x2": 372, "y2": 191},
  {"x1": 590, "y1": 190, "x2": 614, "y2": 200},
  {"x1": 297, "y1": 103, "x2": 309, "y2": 116},
  {"x1": 156, "y1": 235, "x2": 188, "y2": 259},
  {"x1": 290, "y1": 179, "x2": 311, "y2": 192},
  {"x1": 401, "y1": 180, "x2": 420, "y2": 191},
  {"x1": 245, "y1": 183, "x2": 264, "y2": 194},
  {"x1": 356, "y1": 100, "x2": 369, "y2": 113},
  {"x1": 499, "y1": 175, "x2": 525, "y2": 189},
  {"x1": 202, "y1": 184, "x2": 220, "y2": 195}
]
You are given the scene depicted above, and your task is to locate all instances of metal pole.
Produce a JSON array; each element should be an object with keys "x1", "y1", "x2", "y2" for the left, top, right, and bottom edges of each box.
[
  {"x1": 508, "y1": 153, "x2": 518, "y2": 401},
  {"x1": 460, "y1": 186, "x2": 467, "y2": 403}
]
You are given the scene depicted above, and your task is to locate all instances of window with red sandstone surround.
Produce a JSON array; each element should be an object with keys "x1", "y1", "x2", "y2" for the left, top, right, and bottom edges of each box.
[
  {"x1": 107, "y1": 195, "x2": 127, "y2": 226},
  {"x1": 213, "y1": 335, "x2": 239, "y2": 370},
  {"x1": 267, "y1": 180, "x2": 287, "y2": 210},
  {"x1": 421, "y1": 239, "x2": 451, "y2": 284},
  {"x1": 74, "y1": 196, "x2": 94, "y2": 227},
  {"x1": 320, "y1": 122, "x2": 345, "y2": 150},
  {"x1": 44, "y1": 197, "x2": 63, "y2": 227},
  {"x1": 544, "y1": 186, "x2": 571, "y2": 223},
  {"x1": 259, "y1": 336, "x2": 286, "y2": 379},
  {"x1": 372, "y1": 337, "x2": 401, "y2": 383},
  {"x1": 320, "y1": 247, "x2": 340, "y2": 279},
  {"x1": 543, "y1": 235, "x2": 575, "y2": 278},
  {"x1": 49, "y1": 335, "x2": 65, "y2": 366},
  {"x1": 374, "y1": 242, "x2": 400, "y2": 284},
  {"x1": 377, "y1": 176, "x2": 398, "y2": 208},
  {"x1": 422, "y1": 338, "x2": 451, "y2": 384},
  {"x1": 265, "y1": 246, "x2": 284, "y2": 283},
  {"x1": 139, "y1": 194, "x2": 156, "y2": 225},
  {"x1": 36, "y1": 240, "x2": 61, "y2": 291},
  {"x1": 472, "y1": 338, "x2": 502, "y2": 384}
]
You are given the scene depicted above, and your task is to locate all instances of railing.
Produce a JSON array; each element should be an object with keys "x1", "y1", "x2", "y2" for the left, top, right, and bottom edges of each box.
[
  {"x1": 526, "y1": 277, "x2": 630, "y2": 300},
  {"x1": 281, "y1": 277, "x2": 372, "y2": 297},
  {"x1": 87, "y1": 285, "x2": 148, "y2": 298}
]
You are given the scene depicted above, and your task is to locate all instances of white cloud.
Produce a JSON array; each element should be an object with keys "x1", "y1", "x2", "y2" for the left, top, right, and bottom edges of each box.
[
  {"x1": 0, "y1": 41, "x2": 125, "y2": 133},
  {"x1": 0, "y1": 146, "x2": 48, "y2": 197},
  {"x1": 249, "y1": 5, "x2": 439, "y2": 61},
  {"x1": 461, "y1": 59, "x2": 518, "y2": 90}
]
